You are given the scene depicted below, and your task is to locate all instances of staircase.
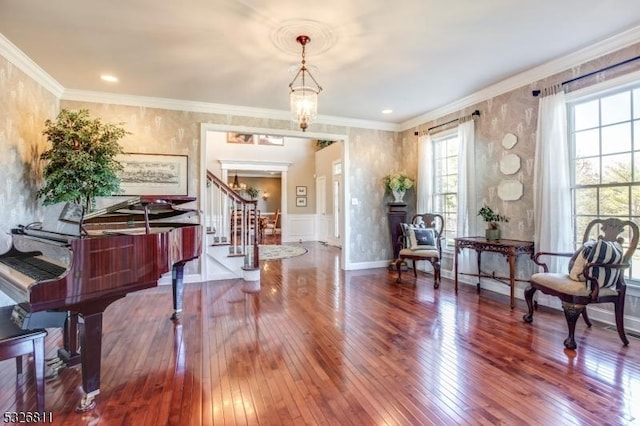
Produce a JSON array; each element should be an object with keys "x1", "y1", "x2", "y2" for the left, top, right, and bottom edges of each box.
[{"x1": 205, "y1": 171, "x2": 260, "y2": 281}]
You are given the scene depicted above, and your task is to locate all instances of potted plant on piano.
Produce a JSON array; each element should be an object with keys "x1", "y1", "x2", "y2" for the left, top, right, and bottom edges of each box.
[{"x1": 36, "y1": 109, "x2": 129, "y2": 212}]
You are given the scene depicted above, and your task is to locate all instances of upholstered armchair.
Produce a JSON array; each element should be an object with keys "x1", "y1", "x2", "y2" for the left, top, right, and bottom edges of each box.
[
  {"x1": 523, "y1": 218, "x2": 639, "y2": 350},
  {"x1": 395, "y1": 213, "x2": 444, "y2": 288}
]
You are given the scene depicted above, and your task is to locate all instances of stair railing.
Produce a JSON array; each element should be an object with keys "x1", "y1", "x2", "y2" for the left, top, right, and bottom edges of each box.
[{"x1": 206, "y1": 170, "x2": 259, "y2": 269}]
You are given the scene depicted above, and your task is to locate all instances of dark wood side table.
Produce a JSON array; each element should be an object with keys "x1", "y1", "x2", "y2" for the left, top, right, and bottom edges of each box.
[{"x1": 454, "y1": 237, "x2": 534, "y2": 309}]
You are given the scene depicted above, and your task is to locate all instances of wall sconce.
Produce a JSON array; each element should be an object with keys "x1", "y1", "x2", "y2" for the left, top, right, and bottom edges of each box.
[{"x1": 262, "y1": 192, "x2": 270, "y2": 201}]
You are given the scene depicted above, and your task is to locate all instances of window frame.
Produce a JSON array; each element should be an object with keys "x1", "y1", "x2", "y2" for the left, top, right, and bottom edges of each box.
[
  {"x1": 567, "y1": 72, "x2": 640, "y2": 290},
  {"x1": 430, "y1": 129, "x2": 459, "y2": 252}
]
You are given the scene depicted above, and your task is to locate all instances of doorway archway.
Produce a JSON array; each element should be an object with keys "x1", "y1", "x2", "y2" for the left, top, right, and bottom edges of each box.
[{"x1": 200, "y1": 124, "x2": 350, "y2": 273}]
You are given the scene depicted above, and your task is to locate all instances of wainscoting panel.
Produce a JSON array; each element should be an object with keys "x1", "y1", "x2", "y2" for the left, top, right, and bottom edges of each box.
[
  {"x1": 316, "y1": 214, "x2": 332, "y2": 243},
  {"x1": 285, "y1": 214, "x2": 316, "y2": 242}
]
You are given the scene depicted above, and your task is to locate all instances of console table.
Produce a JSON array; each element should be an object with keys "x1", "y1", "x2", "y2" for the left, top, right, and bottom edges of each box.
[{"x1": 454, "y1": 237, "x2": 534, "y2": 309}]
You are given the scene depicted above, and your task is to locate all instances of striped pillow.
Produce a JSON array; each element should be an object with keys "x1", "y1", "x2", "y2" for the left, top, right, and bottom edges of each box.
[
  {"x1": 585, "y1": 239, "x2": 624, "y2": 288},
  {"x1": 568, "y1": 240, "x2": 596, "y2": 281}
]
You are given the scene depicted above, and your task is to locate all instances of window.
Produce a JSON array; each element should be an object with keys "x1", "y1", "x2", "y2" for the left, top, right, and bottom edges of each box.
[
  {"x1": 432, "y1": 131, "x2": 459, "y2": 249},
  {"x1": 569, "y1": 83, "x2": 640, "y2": 282}
]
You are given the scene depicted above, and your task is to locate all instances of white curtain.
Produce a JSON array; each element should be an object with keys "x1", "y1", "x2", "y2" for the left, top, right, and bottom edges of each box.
[
  {"x1": 416, "y1": 134, "x2": 433, "y2": 213},
  {"x1": 457, "y1": 119, "x2": 477, "y2": 272},
  {"x1": 534, "y1": 89, "x2": 573, "y2": 272}
]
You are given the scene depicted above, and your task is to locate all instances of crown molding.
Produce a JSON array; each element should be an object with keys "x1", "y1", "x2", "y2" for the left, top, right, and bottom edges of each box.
[
  {"x1": 62, "y1": 89, "x2": 398, "y2": 132},
  {"x1": 399, "y1": 25, "x2": 640, "y2": 131},
  {"x1": 0, "y1": 33, "x2": 64, "y2": 98},
  {"x1": 11, "y1": 22, "x2": 638, "y2": 135}
]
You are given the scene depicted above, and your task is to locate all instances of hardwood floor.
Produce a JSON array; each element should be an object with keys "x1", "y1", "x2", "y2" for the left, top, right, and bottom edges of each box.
[{"x1": 1, "y1": 241, "x2": 639, "y2": 425}]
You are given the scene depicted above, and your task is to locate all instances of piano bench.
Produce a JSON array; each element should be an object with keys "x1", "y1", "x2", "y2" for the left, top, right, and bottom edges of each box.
[{"x1": 0, "y1": 305, "x2": 47, "y2": 412}]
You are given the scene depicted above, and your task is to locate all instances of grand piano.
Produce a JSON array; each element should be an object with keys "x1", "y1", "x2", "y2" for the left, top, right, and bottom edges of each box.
[{"x1": 0, "y1": 195, "x2": 201, "y2": 412}]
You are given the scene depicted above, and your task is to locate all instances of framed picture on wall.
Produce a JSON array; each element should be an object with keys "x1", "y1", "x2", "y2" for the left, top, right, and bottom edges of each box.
[
  {"x1": 117, "y1": 153, "x2": 188, "y2": 195},
  {"x1": 296, "y1": 197, "x2": 307, "y2": 207},
  {"x1": 227, "y1": 133, "x2": 254, "y2": 144},
  {"x1": 296, "y1": 186, "x2": 307, "y2": 196},
  {"x1": 258, "y1": 134, "x2": 284, "y2": 146}
]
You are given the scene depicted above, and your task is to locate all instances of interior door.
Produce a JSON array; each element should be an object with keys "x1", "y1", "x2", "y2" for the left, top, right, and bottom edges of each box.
[
  {"x1": 331, "y1": 160, "x2": 342, "y2": 247},
  {"x1": 316, "y1": 175, "x2": 327, "y2": 243}
]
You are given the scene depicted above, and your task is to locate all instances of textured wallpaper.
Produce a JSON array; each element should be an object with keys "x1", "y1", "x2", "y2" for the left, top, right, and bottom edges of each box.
[
  {"x1": 0, "y1": 56, "x2": 58, "y2": 248},
  {"x1": 403, "y1": 42, "x2": 640, "y2": 249},
  {"x1": 348, "y1": 129, "x2": 403, "y2": 263}
]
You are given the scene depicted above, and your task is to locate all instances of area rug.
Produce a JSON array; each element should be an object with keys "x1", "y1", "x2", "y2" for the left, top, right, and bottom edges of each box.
[{"x1": 259, "y1": 244, "x2": 308, "y2": 260}]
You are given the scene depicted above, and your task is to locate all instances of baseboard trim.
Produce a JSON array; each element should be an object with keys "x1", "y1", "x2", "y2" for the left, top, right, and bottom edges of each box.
[
  {"x1": 442, "y1": 269, "x2": 640, "y2": 334},
  {"x1": 345, "y1": 260, "x2": 390, "y2": 270}
]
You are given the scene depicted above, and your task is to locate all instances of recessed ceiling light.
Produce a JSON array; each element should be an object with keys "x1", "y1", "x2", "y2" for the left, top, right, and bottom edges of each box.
[
  {"x1": 382, "y1": 109, "x2": 393, "y2": 114},
  {"x1": 100, "y1": 74, "x2": 118, "y2": 83}
]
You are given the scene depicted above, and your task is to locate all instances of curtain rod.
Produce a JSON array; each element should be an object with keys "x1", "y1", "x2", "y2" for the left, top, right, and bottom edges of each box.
[
  {"x1": 532, "y1": 54, "x2": 640, "y2": 97},
  {"x1": 414, "y1": 110, "x2": 480, "y2": 136}
]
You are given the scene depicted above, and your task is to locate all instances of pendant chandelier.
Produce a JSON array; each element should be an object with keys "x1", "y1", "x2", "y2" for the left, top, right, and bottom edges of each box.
[
  {"x1": 229, "y1": 172, "x2": 245, "y2": 191},
  {"x1": 288, "y1": 35, "x2": 322, "y2": 132}
]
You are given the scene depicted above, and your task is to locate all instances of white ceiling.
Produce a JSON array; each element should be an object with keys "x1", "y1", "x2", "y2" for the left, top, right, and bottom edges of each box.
[{"x1": 2, "y1": 1, "x2": 640, "y2": 126}]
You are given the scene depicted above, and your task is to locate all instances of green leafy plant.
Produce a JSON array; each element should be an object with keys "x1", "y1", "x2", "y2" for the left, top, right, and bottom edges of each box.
[
  {"x1": 316, "y1": 139, "x2": 336, "y2": 149},
  {"x1": 477, "y1": 205, "x2": 509, "y2": 229},
  {"x1": 37, "y1": 109, "x2": 128, "y2": 212},
  {"x1": 244, "y1": 186, "x2": 260, "y2": 199},
  {"x1": 383, "y1": 171, "x2": 414, "y2": 193}
]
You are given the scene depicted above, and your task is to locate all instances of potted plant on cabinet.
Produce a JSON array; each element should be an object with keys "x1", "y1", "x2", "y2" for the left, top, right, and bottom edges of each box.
[
  {"x1": 477, "y1": 204, "x2": 509, "y2": 241},
  {"x1": 36, "y1": 109, "x2": 128, "y2": 212},
  {"x1": 383, "y1": 171, "x2": 414, "y2": 203}
]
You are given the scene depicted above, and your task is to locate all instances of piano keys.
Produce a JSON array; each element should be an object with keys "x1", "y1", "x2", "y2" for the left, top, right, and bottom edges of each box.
[{"x1": 0, "y1": 195, "x2": 201, "y2": 412}]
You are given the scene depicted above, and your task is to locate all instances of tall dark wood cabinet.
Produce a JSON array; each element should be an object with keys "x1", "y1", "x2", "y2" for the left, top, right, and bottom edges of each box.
[{"x1": 387, "y1": 202, "x2": 407, "y2": 267}]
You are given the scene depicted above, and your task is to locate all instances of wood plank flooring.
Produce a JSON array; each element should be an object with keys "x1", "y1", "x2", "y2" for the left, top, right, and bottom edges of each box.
[{"x1": 1, "y1": 241, "x2": 640, "y2": 425}]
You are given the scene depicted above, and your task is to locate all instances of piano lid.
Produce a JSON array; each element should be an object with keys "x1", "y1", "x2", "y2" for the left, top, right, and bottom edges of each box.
[
  {"x1": 10, "y1": 198, "x2": 133, "y2": 242},
  {"x1": 83, "y1": 195, "x2": 196, "y2": 220},
  {"x1": 20, "y1": 195, "x2": 197, "y2": 240},
  {"x1": 82, "y1": 195, "x2": 197, "y2": 222}
]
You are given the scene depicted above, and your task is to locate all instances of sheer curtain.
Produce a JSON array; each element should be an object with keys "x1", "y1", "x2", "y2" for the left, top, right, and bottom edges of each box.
[
  {"x1": 457, "y1": 119, "x2": 477, "y2": 272},
  {"x1": 534, "y1": 88, "x2": 573, "y2": 272},
  {"x1": 457, "y1": 119, "x2": 476, "y2": 238},
  {"x1": 416, "y1": 134, "x2": 433, "y2": 213}
]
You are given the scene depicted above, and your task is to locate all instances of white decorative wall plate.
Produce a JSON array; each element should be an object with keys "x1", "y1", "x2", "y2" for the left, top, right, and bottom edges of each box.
[
  {"x1": 498, "y1": 179, "x2": 524, "y2": 201},
  {"x1": 500, "y1": 153, "x2": 521, "y2": 175},
  {"x1": 502, "y1": 133, "x2": 518, "y2": 149}
]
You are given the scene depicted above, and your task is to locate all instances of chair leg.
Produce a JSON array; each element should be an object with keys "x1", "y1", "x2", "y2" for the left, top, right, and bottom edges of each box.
[
  {"x1": 562, "y1": 303, "x2": 584, "y2": 350},
  {"x1": 522, "y1": 285, "x2": 537, "y2": 323},
  {"x1": 33, "y1": 335, "x2": 45, "y2": 412},
  {"x1": 430, "y1": 259, "x2": 440, "y2": 289},
  {"x1": 614, "y1": 300, "x2": 629, "y2": 346},
  {"x1": 395, "y1": 258, "x2": 403, "y2": 283},
  {"x1": 412, "y1": 260, "x2": 418, "y2": 277},
  {"x1": 581, "y1": 309, "x2": 592, "y2": 328},
  {"x1": 15, "y1": 355, "x2": 23, "y2": 374}
]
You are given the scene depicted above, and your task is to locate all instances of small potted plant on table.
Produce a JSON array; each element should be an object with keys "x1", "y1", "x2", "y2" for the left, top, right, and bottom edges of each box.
[{"x1": 478, "y1": 205, "x2": 509, "y2": 241}]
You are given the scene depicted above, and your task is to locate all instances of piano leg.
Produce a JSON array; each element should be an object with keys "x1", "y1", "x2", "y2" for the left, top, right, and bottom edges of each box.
[
  {"x1": 58, "y1": 312, "x2": 81, "y2": 367},
  {"x1": 171, "y1": 262, "x2": 186, "y2": 320},
  {"x1": 75, "y1": 312, "x2": 102, "y2": 413}
]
